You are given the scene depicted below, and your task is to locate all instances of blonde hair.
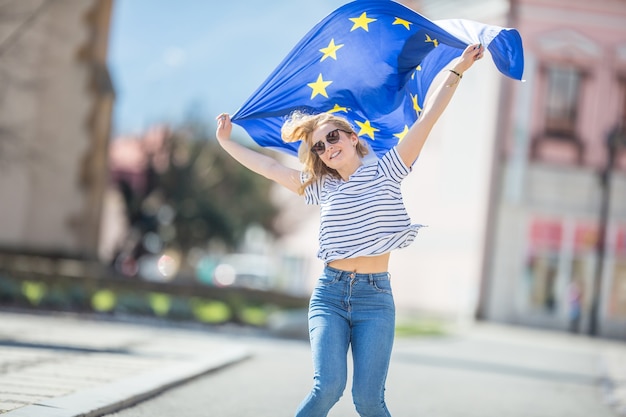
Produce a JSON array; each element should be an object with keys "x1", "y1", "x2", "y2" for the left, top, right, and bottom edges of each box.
[{"x1": 281, "y1": 112, "x2": 369, "y2": 195}]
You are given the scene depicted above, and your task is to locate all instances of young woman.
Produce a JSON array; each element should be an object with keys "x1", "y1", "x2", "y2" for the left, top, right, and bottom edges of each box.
[{"x1": 216, "y1": 44, "x2": 483, "y2": 417}]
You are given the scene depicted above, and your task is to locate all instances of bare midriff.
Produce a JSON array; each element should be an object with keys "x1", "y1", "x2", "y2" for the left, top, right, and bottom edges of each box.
[{"x1": 327, "y1": 253, "x2": 390, "y2": 274}]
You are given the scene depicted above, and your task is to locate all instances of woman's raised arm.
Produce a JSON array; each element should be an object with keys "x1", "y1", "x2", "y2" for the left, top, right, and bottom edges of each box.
[
  {"x1": 396, "y1": 44, "x2": 484, "y2": 167},
  {"x1": 216, "y1": 114, "x2": 302, "y2": 194}
]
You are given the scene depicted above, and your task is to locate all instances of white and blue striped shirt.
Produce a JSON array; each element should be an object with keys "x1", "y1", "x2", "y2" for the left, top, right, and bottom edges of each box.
[{"x1": 302, "y1": 147, "x2": 424, "y2": 263}]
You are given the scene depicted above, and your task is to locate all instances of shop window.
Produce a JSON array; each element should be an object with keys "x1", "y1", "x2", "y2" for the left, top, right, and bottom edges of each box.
[
  {"x1": 568, "y1": 224, "x2": 598, "y2": 332},
  {"x1": 525, "y1": 219, "x2": 563, "y2": 313},
  {"x1": 609, "y1": 262, "x2": 626, "y2": 318},
  {"x1": 609, "y1": 228, "x2": 626, "y2": 319},
  {"x1": 526, "y1": 254, "x2": 559, "y2": 312},
  {"x1": 621, "y1": 77, "x2": 626, "y2": 130}
]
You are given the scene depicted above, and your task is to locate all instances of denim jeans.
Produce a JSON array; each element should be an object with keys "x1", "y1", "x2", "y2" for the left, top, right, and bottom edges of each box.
[{"x1": 294, "y1": 265, "x2": 395, "y2": 417}]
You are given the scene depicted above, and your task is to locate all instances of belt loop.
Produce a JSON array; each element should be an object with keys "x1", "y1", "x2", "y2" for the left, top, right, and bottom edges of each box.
[{"x1": 368, "y1": 273, "x2": 374, "y2": 284}]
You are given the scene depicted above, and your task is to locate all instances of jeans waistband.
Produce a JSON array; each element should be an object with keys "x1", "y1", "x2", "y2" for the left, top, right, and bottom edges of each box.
[{"x1": 323, "y1": 265, "x2": 391, "y2": 281}]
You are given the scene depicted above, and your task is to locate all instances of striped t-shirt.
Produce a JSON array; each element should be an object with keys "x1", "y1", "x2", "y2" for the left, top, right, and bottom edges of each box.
[{"x1": 302, "y1": 147, "x2": 424, "y2": 263}]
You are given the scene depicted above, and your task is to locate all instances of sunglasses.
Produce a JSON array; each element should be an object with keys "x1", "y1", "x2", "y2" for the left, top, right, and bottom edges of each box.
[{"x1": 311, "y1": 128, "x2": 351, "y2": 156}]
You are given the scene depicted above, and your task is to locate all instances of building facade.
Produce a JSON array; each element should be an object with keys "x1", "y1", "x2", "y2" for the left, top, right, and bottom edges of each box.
[
  {"x1": 478, "y1": 0, "x2": 626, "y2": 338},
  {"x1": 0, "y1": 0, "x2": 114, "y2": 259}
]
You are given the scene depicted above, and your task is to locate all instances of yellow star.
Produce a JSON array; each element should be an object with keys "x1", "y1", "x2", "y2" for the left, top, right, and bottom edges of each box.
[
  {"x1": 307, "y1": 74, "x2": 332, "y2": 99},
  {"x1": 392, "y1": 17, "x2": 412, "y2": 30},
  {"x1": 319, "y1": 39, "x2": 344, "y2": 62},
  {"x1": 411, "y1": 93, "x2": 422, "y2": 115},
  {"x1": 327, "y1": 104, "x2": 349, "y2": 113},
  {"x1": 425, "y1": 34, "x2": 439, "y2": 47},
  {"x1": 411, "y1": 65, "x2": 422, "y2": 80},
  {"x1": 349, "y1": 12, "x2": 377, "y2": 32},
  {"x1": 394, "y1": 125, "x2": 410, "y2": 142},
  {"x1": 355, "y1": 119, "x2": 379, "y2": 139}
]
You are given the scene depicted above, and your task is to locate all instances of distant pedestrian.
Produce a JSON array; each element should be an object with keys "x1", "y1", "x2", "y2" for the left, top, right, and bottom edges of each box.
[
  {"x1": 216, "y1": 44, "x2": 483, "y2": 417},
  {"x1": 569, "y1": 280, "x2": 583, "y2": 333}
]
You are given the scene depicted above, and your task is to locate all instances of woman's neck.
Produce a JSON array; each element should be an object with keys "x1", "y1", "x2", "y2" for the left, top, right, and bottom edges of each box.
[{"x1": 337, "y1": 157, "x2": 363, "y2": 181}]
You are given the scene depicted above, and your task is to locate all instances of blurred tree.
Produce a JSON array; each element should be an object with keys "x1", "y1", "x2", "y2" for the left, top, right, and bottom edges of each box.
[
  {"x1": 113, "y1": 118, "x2": 280, "y2": 269},
  {"x1": 162, "y1": 126, "x2": 279, "y2": 250}
]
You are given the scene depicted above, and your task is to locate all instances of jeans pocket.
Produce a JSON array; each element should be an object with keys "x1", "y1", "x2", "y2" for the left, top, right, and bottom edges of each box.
[
  {"x1": 370, "y1": 279, "x2": 392, "y2": 294},
  {"x1": 318, "y1": 273, "x2": 340, "y2": 287}
]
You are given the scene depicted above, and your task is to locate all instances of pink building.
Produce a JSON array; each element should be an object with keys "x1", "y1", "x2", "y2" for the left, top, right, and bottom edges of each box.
[{"x1": 475, "y1": 0, "x2": 626, "y2": 338}]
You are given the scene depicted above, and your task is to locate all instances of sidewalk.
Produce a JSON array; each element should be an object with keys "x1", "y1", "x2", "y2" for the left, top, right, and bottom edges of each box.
[
  {"x1": 0, "y1": 310, "x2": 250, "y2": 417},
  {"x1": 422, "y1": 322, "x2": 626, "y2": 417},
  {"x1": 1, "y1": 310, "x2": 625, "y2": 417}
]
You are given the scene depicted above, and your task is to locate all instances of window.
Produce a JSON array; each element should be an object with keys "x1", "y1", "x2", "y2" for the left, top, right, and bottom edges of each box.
[
  {"x1": 545, "y1": 66, "x2": 582, "y2": 137},
  {"x1": 609, "y1": 228, "x2": 626, "y2": 319},
  {"x1": 526, "y1": 253, "x2": 559, "y2": 312},
  {"x1": 525, "y1": 218, "x2": 563, "y2": 313},
  {"x1": 621, "y1": 77, "x2": 626, "y2": 130}
]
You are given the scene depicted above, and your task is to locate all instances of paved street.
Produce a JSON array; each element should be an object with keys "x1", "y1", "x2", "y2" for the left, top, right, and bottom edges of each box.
[
  {"x1": 104, "y1": 323, "x2": 624, "y2": 417},
  {"x1": 1, "y1": 310, "x2": 625, "y2": 417}
]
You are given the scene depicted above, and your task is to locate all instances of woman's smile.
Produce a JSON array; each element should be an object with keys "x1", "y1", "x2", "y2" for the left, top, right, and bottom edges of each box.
[{"x1": 329, "y1": 149, "x2": 341, "y2": 159}]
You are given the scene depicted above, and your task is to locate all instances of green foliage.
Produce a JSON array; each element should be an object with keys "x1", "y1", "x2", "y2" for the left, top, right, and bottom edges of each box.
[
  {"x1": 92, "y1": 289, "x2": 117, "y2": 312},
  {"x1": 21, "y1": 281, "x2": 46, "y2": 305},
  {"x1": 394, "y1": 318, "x2": 447, "y2": 337},
  {"x1": 148, "y1": 292, "x2": 171, "y2": 316},
  {"x1": 239, "y1": 305, "x2": 271, "y2": 326},
  {"x1": 159, "y1": 131, "x2": 279, "y2": 250},
  {"x1": 191, "y1": 298, "x2": 232, "y2": 323},
  {"x1": 115, "y1": 120, "x2": 280, "y2": 255},
  {"x1": 0, "y1": 274, "x2": 307, "y2": 329}
]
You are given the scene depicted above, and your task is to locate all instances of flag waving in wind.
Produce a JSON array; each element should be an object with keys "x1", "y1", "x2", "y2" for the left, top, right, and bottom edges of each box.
[{"x1": 231, "y1": 0, "x2": 524, "y2": 157}]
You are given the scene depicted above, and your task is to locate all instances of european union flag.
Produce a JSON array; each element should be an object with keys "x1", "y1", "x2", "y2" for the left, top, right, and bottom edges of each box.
[{"x1": 231, "y1": 0, "x2": 524, "y2": 157}]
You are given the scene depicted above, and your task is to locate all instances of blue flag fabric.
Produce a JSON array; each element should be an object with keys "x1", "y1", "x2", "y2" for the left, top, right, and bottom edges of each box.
[{"x1": 231, "y1": 0, "x2": 524, "y2": 157}]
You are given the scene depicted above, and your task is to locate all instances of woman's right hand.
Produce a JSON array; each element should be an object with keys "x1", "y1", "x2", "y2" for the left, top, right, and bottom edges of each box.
[
  {"x1": 216, "y1": 113, "x2": 232, "y2": 143},
  {"x1": 213, "y1": 112, "x2": 302, "y2": 195}
]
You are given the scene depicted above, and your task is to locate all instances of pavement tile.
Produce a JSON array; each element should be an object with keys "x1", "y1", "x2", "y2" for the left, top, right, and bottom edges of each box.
[{"x1": 0, "y1": 311, "x2": 250, "y2": 417}]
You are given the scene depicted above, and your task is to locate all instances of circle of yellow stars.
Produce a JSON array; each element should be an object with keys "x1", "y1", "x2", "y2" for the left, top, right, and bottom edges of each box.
[{"x1": 304, "y1": 11, "x2": 438, "y2": 142}]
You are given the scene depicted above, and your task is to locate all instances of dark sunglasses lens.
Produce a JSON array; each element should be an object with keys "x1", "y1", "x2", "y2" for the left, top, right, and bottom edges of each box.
[
  {"x1": 311, "y1": 141, "x2": 325, "y2": 155},
  {"x1": 326, "y1": 129, "x2": 341, "y2": 144}
]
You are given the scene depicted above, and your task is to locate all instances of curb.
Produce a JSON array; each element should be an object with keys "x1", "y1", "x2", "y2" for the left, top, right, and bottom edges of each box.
[{"x1": 3, "y1": 346, "x2": 250, "y2": 417}]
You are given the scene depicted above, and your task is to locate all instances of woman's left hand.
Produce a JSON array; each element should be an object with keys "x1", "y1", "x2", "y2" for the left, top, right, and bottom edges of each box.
[{"x1": 454, "y1": 43, "x2": 484, "y2": 74}]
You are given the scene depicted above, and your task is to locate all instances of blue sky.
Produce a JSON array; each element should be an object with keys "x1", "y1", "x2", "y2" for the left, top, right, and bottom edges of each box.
[{"x1": 107, "y1": 0, "x2": 347, "y2": 136}]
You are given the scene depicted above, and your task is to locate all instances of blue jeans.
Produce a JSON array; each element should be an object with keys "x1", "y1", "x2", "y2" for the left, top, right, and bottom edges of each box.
[{"x1": 294, "y1": 266, "x2": 395, "y2": 417}]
